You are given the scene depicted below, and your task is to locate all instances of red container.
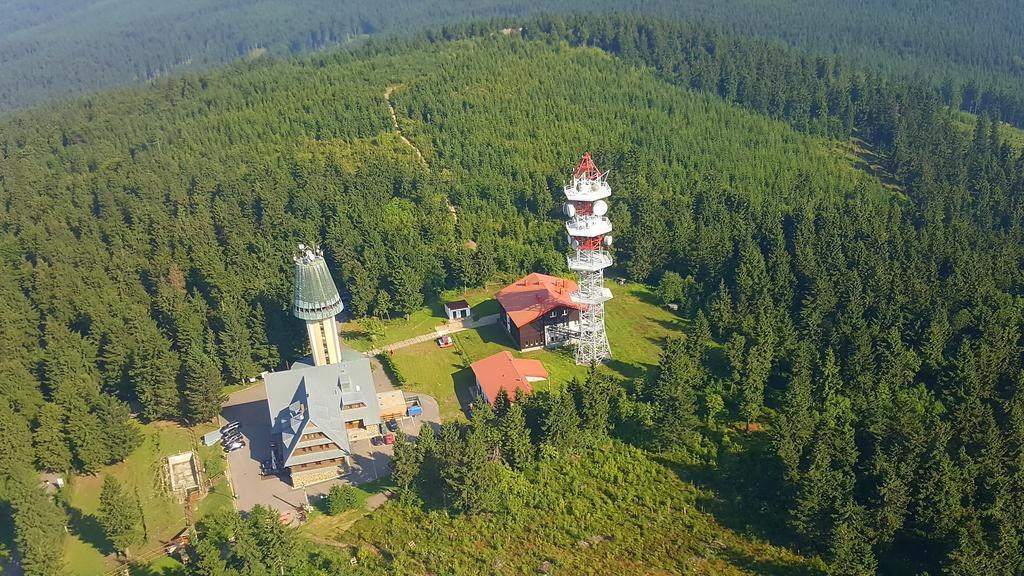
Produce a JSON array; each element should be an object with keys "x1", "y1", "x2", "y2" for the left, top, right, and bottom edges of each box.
[{"x1": 384, "y1": 433, "x2": 395, "y2": 446}]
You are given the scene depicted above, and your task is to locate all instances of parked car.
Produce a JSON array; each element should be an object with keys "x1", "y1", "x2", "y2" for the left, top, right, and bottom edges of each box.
[
  {"x1": 220, "y1": 421, "x2": 240, "y2": 435},
  {"x1": 221, "y1": 431, "x2": 242, "y2": 445},
  {"x1": 437, "y1": 334, "x2": 454, "y2": 348},
  {"x1": 385, "y1": 419, "x2": 399, "y2": 433},
  {"x1": 223, "y1": 439, "x2": 246, "y2": 453},
  {"x1": 384, "y1": 433, "x2": 395, "y2": 446}
]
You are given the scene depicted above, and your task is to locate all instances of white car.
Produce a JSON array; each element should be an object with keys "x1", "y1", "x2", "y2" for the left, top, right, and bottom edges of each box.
[{"x1": 223, "y1": 439, "x2": 246, "y2": 453}]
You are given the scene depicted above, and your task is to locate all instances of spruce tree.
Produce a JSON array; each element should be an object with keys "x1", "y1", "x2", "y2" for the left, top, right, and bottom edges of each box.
[
  {"x1": 827, "y1": 506, "x2": 877, "y2": 576},
  {"x1": 98, "y1": 475, "x2": 143, "y2": 556},
  {"x1": 182, "y1": 346, "x2": 225, "y2": 424},
  {"x1": 130, "y1": 332, "x2": 181, "y2": 422},
  {"x1": 541, "y1": 391, "x2": 580, "y2": 450},
  {"x1": 11, "y1": 480, "x2": 66, "y2": 576},
  {"x1": 500, "y1": 402, "x2": 534, "y2": 470},
  {"x1": 33, "y1": 403, "x2": 71, "y2": 472},
  {"x1": 64, "y1": 401, "x2": 107, "y2": 473},
  {"x1": 94, "y1": 395, "x2": 141, "y2": 465},
  {"x1": 650, "y1": 337, "x2": 701, "y2": 450},
  {"x1": 391, "y1": 432, "x2": 422, "y2": 492},
  {"x1": 188, "y1": 539, "x2": 233, "y2": 576}
]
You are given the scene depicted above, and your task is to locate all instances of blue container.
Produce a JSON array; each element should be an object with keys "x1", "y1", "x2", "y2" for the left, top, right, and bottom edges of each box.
[{"x1": 407, "y1": 404, "x2": 423, "y2": 417}]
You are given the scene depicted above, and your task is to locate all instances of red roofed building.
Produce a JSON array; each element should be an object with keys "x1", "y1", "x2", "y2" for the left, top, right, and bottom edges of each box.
[
  {"x1": 496, "y1": 272, "x2": 582, "y2": 350},
  {"x1": 470, "y1": 351, "x2": 548, "y2": 405}
]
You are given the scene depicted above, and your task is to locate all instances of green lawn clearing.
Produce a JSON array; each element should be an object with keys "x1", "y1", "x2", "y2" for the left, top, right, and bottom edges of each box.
[
  {"x1": 340, "y1": 284, "x2": 503, "y2": 352},
  {"x1": 62, "y1": 421, "x2": 228, "y2": 576},
  {"x1": 388, "y1": 281, "x2": 682, "y2": 422}
]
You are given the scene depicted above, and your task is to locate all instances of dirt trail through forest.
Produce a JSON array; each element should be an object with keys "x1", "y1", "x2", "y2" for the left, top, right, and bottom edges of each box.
[{"x1": 384, "y1": 85, "x2": 427, "y2": 168}]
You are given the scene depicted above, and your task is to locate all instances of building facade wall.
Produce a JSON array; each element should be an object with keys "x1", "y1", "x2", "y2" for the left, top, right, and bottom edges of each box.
[
  {"x1": 500, "y1": 304, "x2": 579, "y2": 350},
  {"x1": 289, "y1": 463, "x2": 342, "y2": 487},
  {"x1": 306, "y1": 318, "x2": 342, "y2": 366}
]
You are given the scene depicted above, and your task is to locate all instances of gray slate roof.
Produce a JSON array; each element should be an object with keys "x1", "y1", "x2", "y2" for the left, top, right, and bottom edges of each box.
[
  {"x1": 264, "y1": 348, "x2": 381, "y2": 467},
  {"x1": 293, "y1": 248, "x2": 344, "y2": 321}
]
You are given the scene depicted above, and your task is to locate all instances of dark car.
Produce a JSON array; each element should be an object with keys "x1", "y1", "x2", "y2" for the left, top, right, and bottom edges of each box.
[
  {"x1": 385, "y1": 419, "x2": 399, "y2": 433},
  {"x1": 220, "y1": 421, "x2": 240, "y2": 435},
  {"x1": 221, "y1": 431, "x2": 242, "y2": 445}
]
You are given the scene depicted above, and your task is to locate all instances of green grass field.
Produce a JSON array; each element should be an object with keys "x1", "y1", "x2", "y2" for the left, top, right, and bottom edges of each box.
[
  {"x1": 340, "y1": 284, "x2": 504, "y2": 352},
  {"x1": 388, "y1": 281, "x2": 682, "y2": 421},
  {"x1": 61, "y1": 422, "x2": 228, "y2": 575}
]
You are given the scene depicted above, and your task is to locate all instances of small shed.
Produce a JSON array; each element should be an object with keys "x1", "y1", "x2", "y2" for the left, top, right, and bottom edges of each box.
[
  {"x1": 202, "y1": 430, "x2": 223, "y2": 446},
  {"x1": 444, "y1": 300, "x2": 471, "y2": 320}
]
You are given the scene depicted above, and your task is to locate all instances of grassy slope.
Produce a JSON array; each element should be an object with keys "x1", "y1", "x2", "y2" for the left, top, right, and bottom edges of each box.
[
  {"x1": 61, "y1": 423, "x2": 226, "y2": 575},
  {"x1": 336, "y1": 440, "x2": 823, "y2": 575},
  {"x1": 953, "y1": 110, "x2": 1024, "y2": 151}
]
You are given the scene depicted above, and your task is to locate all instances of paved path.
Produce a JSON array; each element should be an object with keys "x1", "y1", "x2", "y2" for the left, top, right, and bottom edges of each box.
[{"x1": 366, "y1": 314, "x2": 497, "y2": 356}]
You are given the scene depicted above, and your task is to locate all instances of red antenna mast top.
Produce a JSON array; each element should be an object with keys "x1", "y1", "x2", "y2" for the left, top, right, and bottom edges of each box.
[{"x1": 573, "y1": 152, "x2": 602, "y2": 180}]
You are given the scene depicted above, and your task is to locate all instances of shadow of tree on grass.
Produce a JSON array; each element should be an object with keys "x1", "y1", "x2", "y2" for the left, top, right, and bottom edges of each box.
[
  {"x1": 65, "y1": 503, "x2": 114, "y2": 556},
  {"x1": 657, "y1": 429, "x2": 800, "y2": 556}
]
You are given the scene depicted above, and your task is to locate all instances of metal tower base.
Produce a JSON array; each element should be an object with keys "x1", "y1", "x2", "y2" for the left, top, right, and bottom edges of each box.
[{"x1": 575, "y1": 299, "x2": 611, "y2": 365}]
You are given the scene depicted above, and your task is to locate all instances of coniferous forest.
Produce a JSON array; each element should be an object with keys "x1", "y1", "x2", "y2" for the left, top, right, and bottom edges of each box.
[{"x1": 1, "y1": 7, "x2": 1024, "y2": 576}]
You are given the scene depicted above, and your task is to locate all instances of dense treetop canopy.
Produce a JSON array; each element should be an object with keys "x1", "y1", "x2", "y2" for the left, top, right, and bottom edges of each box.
[
  {"x1": 1, "y1": 13, "x2": 1023, "y2": 576},
  {"x1": 1, "y1": 0, "x2": 1023, "y2": 119}
]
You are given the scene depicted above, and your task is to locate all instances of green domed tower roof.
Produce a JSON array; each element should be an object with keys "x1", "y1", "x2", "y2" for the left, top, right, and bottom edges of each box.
[{"x1": 293, "y1": 244, "x2": 344, "y2": 321}]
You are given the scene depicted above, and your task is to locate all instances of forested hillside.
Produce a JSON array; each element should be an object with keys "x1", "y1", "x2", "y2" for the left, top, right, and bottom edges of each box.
[
  {"x1": 1, "y1": 0, "x2": 1023, "y2": 122},
  {"x1": 2, "y1": 14, "x2": 1024, "y2": 576}
]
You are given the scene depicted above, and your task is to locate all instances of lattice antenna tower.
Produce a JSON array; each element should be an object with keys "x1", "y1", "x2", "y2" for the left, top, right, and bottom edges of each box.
[{"x1": 563, "y1": 153, "x2": 613, "y2": 365}]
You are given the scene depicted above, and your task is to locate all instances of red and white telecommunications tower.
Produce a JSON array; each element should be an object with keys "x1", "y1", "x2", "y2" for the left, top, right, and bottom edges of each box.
[{"x1": 563, "y1": 152, "x2": 613, "y2": 365}]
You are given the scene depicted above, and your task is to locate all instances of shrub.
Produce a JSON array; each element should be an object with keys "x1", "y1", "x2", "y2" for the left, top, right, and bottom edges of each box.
[
  {"x1": 377, "y1": 352, "x2": 407, "y2": 387},
  {"x1": 325, "y1": 485, "x2": 360, "y2": 515}
]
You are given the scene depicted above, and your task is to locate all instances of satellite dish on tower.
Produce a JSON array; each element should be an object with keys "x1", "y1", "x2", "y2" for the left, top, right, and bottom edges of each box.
[
  {"x1": 604, "y1": 235, "x2": 613, "y2": 247},
  {"x1": 563, "y1": 203, "x2": 576, "y2": 218},
  {"x1": 571, "y1": 239, "x2": 580, "y2": 249},
  {"x1": 592, "y1": 200, "x2": 608, "y2": 216}
]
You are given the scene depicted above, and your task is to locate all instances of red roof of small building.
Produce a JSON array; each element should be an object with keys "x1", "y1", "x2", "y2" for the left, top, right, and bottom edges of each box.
[
  {"x1": 470, "y1": 351, "x2": 547, "y2": 404},
  {"x1": 445, "y1": 299, "x2": 470, "y2": 311},
  {"x1": 496, "y1": 272, "x2": 581, "y2": 328}
]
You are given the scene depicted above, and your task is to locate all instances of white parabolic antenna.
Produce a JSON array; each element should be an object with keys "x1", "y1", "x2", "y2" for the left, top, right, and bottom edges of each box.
[
  {"x1": 604, "y1": 235, "x2": 613, "y2": 247},
  {"x1": 563, "y1": 203, "x2": 576, "y2": 218},
  {"x1": 592, "y1": 200, "x2": 608, "y2": 216}
]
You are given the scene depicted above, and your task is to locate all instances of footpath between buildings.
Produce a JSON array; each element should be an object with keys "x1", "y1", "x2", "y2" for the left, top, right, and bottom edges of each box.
[{"x1": 365, "y1": 314, "x2": 498, "y2": 356}]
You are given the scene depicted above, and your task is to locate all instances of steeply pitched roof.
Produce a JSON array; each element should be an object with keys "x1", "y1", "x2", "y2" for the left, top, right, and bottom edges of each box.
[
  {"x1": 470, "y1": 351, "x2": 547, "y2": 404},
  {"x1": 496, "y1": 272, "x2": 581, "y2": 327},
  {"x1": 264, "y1": 348, "x2": 380, "y2": 467}
]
